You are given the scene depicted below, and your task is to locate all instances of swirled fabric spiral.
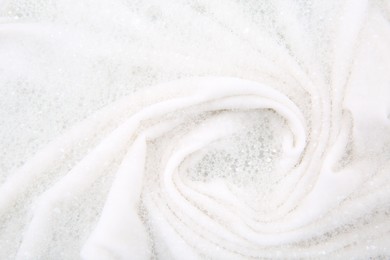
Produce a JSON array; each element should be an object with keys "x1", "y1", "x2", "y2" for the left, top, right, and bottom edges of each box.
[{"x1": 0, "y1": 0, "x2": 390, "y2": 259}]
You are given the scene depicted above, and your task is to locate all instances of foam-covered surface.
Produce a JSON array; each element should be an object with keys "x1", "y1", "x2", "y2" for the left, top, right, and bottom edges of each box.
[{"x1": 1, "y1": 0, "x2": 390, "y2": 259}]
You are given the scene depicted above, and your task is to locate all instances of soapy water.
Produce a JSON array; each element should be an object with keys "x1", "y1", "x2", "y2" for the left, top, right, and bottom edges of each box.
[{"x1": 1, "y1": 0, "x2": 390, "y2": 259}]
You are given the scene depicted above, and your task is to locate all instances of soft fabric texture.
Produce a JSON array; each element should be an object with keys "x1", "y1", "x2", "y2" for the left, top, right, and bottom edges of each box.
[{"x1": 0, "y1": 0, "x2": 390, "y2": 259}]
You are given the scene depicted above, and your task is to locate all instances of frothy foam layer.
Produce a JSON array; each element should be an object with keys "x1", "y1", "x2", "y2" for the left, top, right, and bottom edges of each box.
[{"x1": 1, "y1": 0, "x2": 390, "y2": 259}]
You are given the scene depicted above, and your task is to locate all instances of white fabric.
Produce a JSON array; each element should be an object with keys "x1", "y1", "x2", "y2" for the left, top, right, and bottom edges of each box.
[{"x1": 0, "y1": 0, "x2": 390, "y2": 259}]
